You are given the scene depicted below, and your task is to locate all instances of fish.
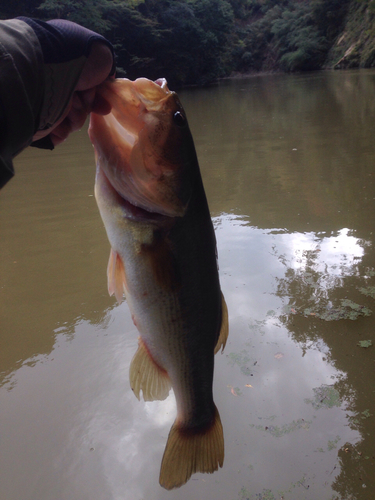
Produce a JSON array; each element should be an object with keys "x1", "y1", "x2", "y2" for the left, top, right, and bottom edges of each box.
[{"x1": 88, "y1": 77, "x2": 228, "y2": 490}]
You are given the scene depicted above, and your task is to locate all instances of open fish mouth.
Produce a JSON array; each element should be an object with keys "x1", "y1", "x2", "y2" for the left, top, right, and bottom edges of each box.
[{"x1": 89, "y1": 78, "x2": 194, "y2": 218}]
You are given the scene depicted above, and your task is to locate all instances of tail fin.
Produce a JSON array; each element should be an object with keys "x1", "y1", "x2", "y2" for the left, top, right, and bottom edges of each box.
[{"x1": 159, "y1": 406, "x2": 224, "y2": 490}]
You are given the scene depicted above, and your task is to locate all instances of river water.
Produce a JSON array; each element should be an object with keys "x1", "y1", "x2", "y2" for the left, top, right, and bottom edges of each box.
[{"x1": 1, "y1": 70, "x2": 375, "y2": 500}]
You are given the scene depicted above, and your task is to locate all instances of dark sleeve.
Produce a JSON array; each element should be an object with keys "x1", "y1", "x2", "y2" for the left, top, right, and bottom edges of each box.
[
  {"x1": 0, "y1": 96, "x2": 13, "y2": 188},
  {"x1": 21, "y1": 17, "x2": 116, "y2": 150},
  {"x1": 0, "y1": 19, "x2": 45, "y2": 188},
  {"x1": 18, "y1": 17, "x2": 115, "y2": 73},
  {"x1": 0, "y1": 18, "x2": 115, "y2": 188}
]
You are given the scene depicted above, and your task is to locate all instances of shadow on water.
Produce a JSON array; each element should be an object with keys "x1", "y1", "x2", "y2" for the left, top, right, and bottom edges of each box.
[{"x1": 1, "y1": 70, "x2": 375, "y2": 499}]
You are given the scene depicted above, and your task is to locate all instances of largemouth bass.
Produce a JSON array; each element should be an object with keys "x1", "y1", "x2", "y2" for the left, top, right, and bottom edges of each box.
[{"x1": 89, "y1": 78, "x2": 228, "y2": 490}]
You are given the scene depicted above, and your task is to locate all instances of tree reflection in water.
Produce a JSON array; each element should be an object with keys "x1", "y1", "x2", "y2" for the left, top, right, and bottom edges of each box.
[{"x1": 272, "y1": 228, "x2": 375, "y2": 499}]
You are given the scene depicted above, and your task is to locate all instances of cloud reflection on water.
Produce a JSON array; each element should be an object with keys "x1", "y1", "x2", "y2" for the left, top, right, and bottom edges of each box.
[
  {"x1": 0, "y1": 213, "x2": 368, "y2": 500},
  {"x1": 213, "y1": 212, "x2": 368, "y2": 498}
]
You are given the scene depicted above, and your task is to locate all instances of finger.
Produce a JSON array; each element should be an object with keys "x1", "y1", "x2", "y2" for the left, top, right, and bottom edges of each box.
[
  {"x1": 49, "y1": 98, "x2": 88, "y2": 145},
  {"x1": 49, "y1": 112, "x2": 86, "y2": 146},
  {"x1": 76, "y1": 42, "x2": 114, "y2": 91}
]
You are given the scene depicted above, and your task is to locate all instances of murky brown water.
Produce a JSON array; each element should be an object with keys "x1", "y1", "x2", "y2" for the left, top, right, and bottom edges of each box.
[{"x1": 1, "y1": 70, "x2": 375, "y2": 500}]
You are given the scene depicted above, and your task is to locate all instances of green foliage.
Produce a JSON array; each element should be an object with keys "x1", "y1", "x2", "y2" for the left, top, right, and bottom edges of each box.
[
  {"x1": 230, "y1": 1, "x2": 336, "y2": 74},
  {"x1": 0, "y1": 0, "x2": 41, "y2": 19},
  {"x1": 38, "y1": 0, "x2": 113, "y2": 32},
  {"x1": 113, "y1": 0, "x2": 235, "y2": 86},
  {"x1": 230, "y1": 5, "x2": 284, "y2": 72},
  {"x1": 227, "y1": 0, "x2": 261, "y2": 20},
  {"x1": 325, "y1": 0, "x2": 375, "y2": 69},
  {"x1": 311, "y1": 0, "x2": 351, "y2": 41},
  {"x1": 271, "y1": 4, "x2": 328, "y2": 71},
  {"x1": 0, "y1": 0, "x2": 369, "y2": 85}
]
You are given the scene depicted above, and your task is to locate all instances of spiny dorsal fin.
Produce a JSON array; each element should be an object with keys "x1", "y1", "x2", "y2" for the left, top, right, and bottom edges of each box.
[
  {"x1": 129, "y1": 338, "x2": 171, "y2": 401},
  {"x1": 214, "y1": 292, "x2": 229, "y2": 354},
  {"x1": 159, "y1": 405, "x2": 224, "y2": 490},
  {"x1": 107, "y1": 248, "x2": 127, "y2": 303}
]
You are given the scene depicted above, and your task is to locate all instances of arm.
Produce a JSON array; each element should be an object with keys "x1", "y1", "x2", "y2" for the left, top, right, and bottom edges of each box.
[{"x1": 0, "y1": 18, "x2": 115, "y2": 189}]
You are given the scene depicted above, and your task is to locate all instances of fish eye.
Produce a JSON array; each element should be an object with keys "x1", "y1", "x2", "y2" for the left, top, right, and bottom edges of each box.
[{"x1": 173, "y1": 111, "x2": 186, "y2": 127}]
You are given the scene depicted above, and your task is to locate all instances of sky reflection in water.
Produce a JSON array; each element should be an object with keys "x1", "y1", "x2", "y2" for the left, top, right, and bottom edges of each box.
[{"x1": 1, "y1": 71, "x2": 375, "y2": 500}]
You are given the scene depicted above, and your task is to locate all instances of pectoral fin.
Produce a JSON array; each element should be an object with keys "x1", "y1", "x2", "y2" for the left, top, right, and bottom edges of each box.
[
  {"x1": 129, "y1": 337, "x2": 171, "y2": 401},
  {"x1": 107, "y1": 248, "x2": 127, "y2": 303},
  {"x1": 214, "y1": 292, "x2": 229, "y2": 354}
]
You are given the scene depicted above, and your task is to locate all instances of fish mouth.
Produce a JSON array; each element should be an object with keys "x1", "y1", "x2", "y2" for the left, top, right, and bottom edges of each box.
[{"x1": 89, "y1": 77, "x2": 192, "y2": 219}]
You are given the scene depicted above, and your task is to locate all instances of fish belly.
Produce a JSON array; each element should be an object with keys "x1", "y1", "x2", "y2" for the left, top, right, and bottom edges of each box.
[{"x1": 95, "y1": 166, "x2": 227, "y2": 489}]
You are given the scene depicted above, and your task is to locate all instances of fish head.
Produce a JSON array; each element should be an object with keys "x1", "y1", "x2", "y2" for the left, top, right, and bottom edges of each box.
[{"x1": 89, "y1": 78, "x2": 197, "y2": 218}]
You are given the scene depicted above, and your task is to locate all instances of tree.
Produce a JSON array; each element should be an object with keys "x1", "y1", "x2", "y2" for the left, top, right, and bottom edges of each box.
[
  {"x1": 271, "y1": 3, "x2": 328, "y2": 71},
  {"x1": 38, "y1": 0, "x2": 113, "y2": 33},
  {"x1": 0, "y1": 0, "x2": 41, "y2": 19},
  {"x1": 311, "y1": 0, "x2": 351, "y2": 42}
]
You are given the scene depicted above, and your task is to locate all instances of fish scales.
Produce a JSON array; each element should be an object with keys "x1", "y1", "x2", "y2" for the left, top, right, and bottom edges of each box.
[{"x1": 89, "y1": 77, "x2": 228, "y2": 490}]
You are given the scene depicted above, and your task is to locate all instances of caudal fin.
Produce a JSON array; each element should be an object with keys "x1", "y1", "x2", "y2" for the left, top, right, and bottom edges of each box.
[{"x1": 159, "y1": 406, "x2": 224, "y2": 490}]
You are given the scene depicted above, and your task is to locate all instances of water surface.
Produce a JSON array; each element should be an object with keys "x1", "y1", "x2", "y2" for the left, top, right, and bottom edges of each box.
[{"x1": 1, "y1": 70, "x2": 375, "y2": 500}]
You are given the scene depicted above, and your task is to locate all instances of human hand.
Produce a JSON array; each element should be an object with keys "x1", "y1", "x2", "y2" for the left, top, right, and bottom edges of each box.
[
  {"x1": 20, "y1": 18, "x2": 115, "y2": 148},
  {"x1": 32, "y1": 41, "x2": 113, "y2": 146}
]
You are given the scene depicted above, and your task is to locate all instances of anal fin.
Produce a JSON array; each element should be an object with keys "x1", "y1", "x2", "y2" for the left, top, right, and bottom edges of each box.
[
  {"x1": 107, "y1": 248, "x2": 127, "y2": 303},
  {"x1": 129, "y1": 337, "x2": 171, "y2": 401},
  {"x1": 159, "y1": 405, "x2": 224, "y2": 490},
  {"x1": 214, "y1": 292, "x2": 229, "y2": 354}
]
